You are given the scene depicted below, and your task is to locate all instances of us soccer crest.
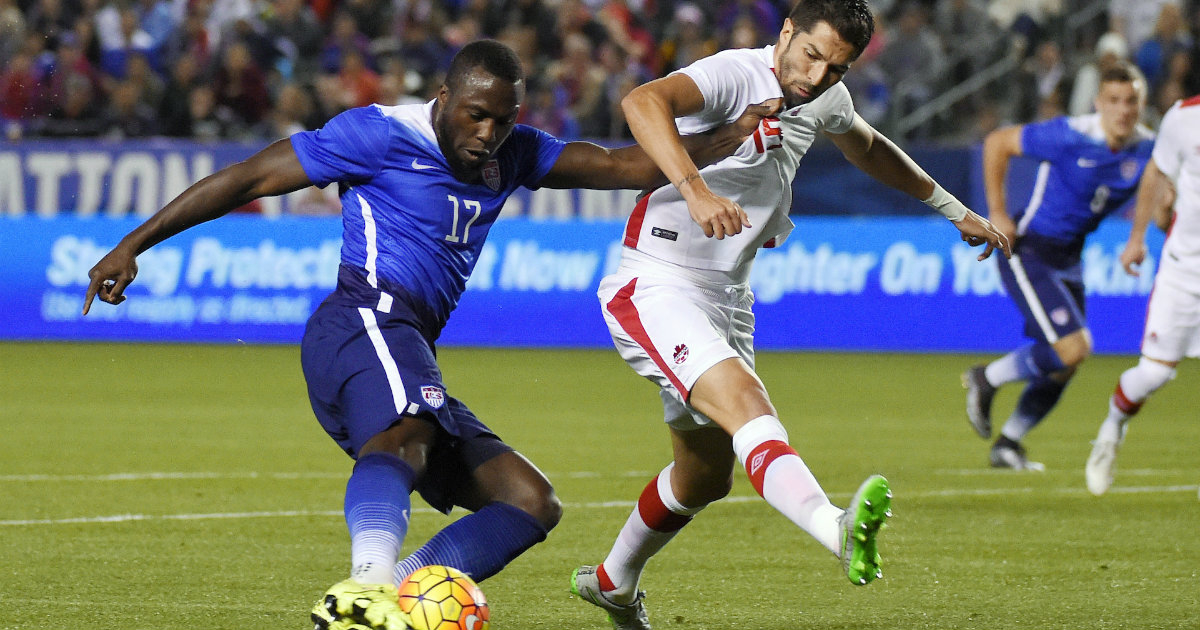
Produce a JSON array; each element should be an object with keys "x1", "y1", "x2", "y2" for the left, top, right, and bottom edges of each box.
[
  {"x1": 1121, "y1": 159, "x2": 1140, "y2": 181},
  {"x1": 482, "y1": 160, "x2": 501, "y2": 191},
  {"x1": 421, "y1": 385, "x2": 446, "y2": 409}
]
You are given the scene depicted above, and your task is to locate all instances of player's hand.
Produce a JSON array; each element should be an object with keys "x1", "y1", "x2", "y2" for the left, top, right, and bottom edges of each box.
[
  {"x1": 82, "y1": 246, "x2": 138, "y2": 315},
  {"x1": 680, "y1": 179, "x2": 749, "y2": 239},
  {"x1": 985, "y1": 212, "x2": 1018, "y2": 250},
  {"x1": 953, "y1": 210, "x2": 1012, "y2": 261},
  {"x1": 731, "y1": 98, "x2": 784, "y2": 139},
  {"x1": 1119, "y1": 239, "x2": 1147, "y2": 276}
]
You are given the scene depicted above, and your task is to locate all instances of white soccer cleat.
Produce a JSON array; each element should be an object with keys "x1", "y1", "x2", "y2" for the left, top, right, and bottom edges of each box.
[
  {"x1": 570, "y1": 565, "x2": 651, "y2": 630},
  {"x1": 1086, "y1": 439, "x2": 1121, "y2": 496}
]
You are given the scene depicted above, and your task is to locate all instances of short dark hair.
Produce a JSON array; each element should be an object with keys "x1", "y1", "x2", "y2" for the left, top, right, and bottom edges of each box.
[
  {"x1": 444, "y1": 40, "x2": 525, "y2": 90},
  {"x1": 1099, "y1": 60, "x2": 1139, "y2": 86},
  {"x1": 787, "y1": 0, "x2": 875, "y2": 57}
]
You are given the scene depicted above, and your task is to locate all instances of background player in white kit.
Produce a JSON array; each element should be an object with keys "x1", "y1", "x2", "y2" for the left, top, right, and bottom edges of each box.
[
  {"x1": 570, "y1": 1, "x2": 1011, "y2": 628},
  {"x1": 1085, "y1": 94, "x2": 1200, "y2": 497}
]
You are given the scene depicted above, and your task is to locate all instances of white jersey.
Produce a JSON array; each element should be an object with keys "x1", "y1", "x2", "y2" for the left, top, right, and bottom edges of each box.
[
  {"x1": 1153, "y1": 96, "x2": 1200, "y2": 291},
  {"x1": 620, "y1": 45, "x2": 856, "y2": 282}
]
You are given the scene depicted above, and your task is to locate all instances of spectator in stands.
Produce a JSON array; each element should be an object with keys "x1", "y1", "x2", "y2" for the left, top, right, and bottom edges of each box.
[
  {"x1": 476, "y1": 0, "x2": 557, "y2": 60},
  {"x1": 986, "y1": 0, "x2": 1063, "y2": 58},
  {"x1": 37, "y1": 72, "x2": 105, "y2": 137},
  {"x1": 186, "y1": 83, "x2": 236, "y2": 140},
  {"x1": 553, "y1": 0, "x2": 609, "y2": 57},
  {"x1": 658, "y1": 3, "x2": 717, "y2": 74},
  {"x1": 158, "y1": 54, "x2": 202, "y2": 136},
  {"x1": 518, "y1": 76, "x2": 579, "y2": 139},
  {"x1": 1014, "y1": 39, "x2": 1066, "y2": 122},
  {"x1": 1109, "y1": 0, "x2": 1182, "y2": 54},
  {"x1": 396, "y1": 14, "x2": 448, "y2": 79},
  {"x1": 212, "y1": 39, "x2": 271, "y2": 131},
  {"x1": 47, "y1": 31, "x2": 103, "y2": 106},
  {"x1": 96, "y1": 1, "x2": 155, "y2": 77},
  {"x1": 879, "y1": 2, "x2": 944, "y2": 135},
  {"x1": 1069, "y1": 31, "x2": 1135, "y2": 116},
  {"x1": 340, "y1": 0, "x2": 392, "y2": 41},
  {"x1": 320, "y1": 10, "x2": 372, "y2": 74},
  {"x1": 715, "y1": 0, "x2": 782, "y2": 40},
  {"x1": 26, "y1": 0, "x2": 73, "y2": 51},
  {"x1": 261, "y1": 0, "x2": 323, "y2": 84},
  {"x1": 377, "y1": 55, "x2": 424, "y2": 106},
  {"x1": 134, "y1": 0, "x2": 177, "y2": 55},
  {"x1": 0, "y1": 0, "x2": 25, "y2": 66},
  {"x1": 936, "y1": 0, "x2": 1001, "y2": 88},
  {"x1": 336, "y1": 48, "x2": 381, "y2": 109},
  {"x1": 159, "y1": 3, "x2": 211, "y2": 74},
  {"x1": 1134, "y1": 3, "x2": 1191, "y2": 98},
  {"x1": 100, "y1": 78, "x2": 159, "y2": 137},
  {"x1": 545, "y1": 31, "x2": 606, "y2": 137},
  {"x1": 595, "y1": 38, "x2": 647, "y2": 138},
  {"x1": 123, "y1": 50, "x2": 164, "y2": 110},
  {"x1": 0, "y1": 51, "x2": 41, "y2": 125}
]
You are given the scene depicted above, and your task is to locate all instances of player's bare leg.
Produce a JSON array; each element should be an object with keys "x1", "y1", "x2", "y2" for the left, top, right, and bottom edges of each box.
[
  {"x1": 394, "y1": 450, "x2": 560, "y2": 584},
  {"x1": 689, "y1": 358, "x2": 891, "y2": 584}
]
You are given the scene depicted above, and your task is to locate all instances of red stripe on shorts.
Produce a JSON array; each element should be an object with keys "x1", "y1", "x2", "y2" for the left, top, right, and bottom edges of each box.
[
  {"x1": 636, "y1": 474, "x2": 692, "y2": 532},
  {"x1": 744, "y1": 440, "x2": 796, "y2": 497},
  {"x1": 623, "y1": 194, "x2": 651, "y2": 248},
  {"x1": 606, "y1": 278, "x2": 689, "y2": 398}
]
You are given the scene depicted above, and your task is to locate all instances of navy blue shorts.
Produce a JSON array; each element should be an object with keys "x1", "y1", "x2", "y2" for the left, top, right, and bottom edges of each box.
[
  {"x1": 301, "y1": 287, "x2": 512, "y2": 513},
  {"x1": 997, "y1": 239, "x2": 1087, "y2": 344}
]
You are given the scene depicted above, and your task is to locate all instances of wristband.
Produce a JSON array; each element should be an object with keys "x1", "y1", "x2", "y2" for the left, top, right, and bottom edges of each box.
[{"x1": 923, "y1": 183, "x2": 969, "y2": 222}]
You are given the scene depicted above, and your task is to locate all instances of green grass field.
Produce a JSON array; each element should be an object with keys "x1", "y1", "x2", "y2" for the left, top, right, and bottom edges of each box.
[{"x1": 2, "y1": 342, "x2": 1198, "y2": 629}]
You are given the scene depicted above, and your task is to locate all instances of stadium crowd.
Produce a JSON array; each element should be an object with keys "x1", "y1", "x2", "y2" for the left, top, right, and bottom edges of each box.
[{"x1": 1, "y1": 0, "x2": 1199, "y2": 145}]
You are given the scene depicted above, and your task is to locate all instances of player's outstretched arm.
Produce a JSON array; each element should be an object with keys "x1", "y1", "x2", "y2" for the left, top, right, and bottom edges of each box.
[
  {"x1": 83, "y1": 139, "x2": 313, "y2": 314},
  {"x1": 1120, "y1": 158, "x2": 1175, "y2": 276},
  {"x1": 980, "y1": 125, "x2": 1023, "y2": 246},
  {"x1": 826, "y1": 115, "x2": 1012, "y2": 260}
]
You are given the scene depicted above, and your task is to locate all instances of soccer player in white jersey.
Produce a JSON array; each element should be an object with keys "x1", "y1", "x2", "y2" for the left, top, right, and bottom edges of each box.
[
  {"x1": 1086, "y1": 93, "x2": 1200, "y2": 497},
  {"x1": 569, "y1": 1, "x2": 1010, "y2": 628},
  {"x1": 82, "y1": 40, "x2": 778, "y2": 630}
]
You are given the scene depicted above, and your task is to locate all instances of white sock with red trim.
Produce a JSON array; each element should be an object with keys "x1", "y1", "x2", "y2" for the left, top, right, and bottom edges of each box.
[
  {"x1": 596, "y1": 462, "x2": 702, "y2": 604},
  {"x1": 732, "y1": 415, "x2": 842, "y2": 554}
]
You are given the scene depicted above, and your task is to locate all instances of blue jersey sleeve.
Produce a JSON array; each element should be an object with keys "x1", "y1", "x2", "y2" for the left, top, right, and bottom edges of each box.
[
  {"x1": 508, "y1": 124, "x2": 567, "y2": 190},
  {"x1": 290, "y1": 106, "x2": 391, "y2": 188},
  {"x1": 1020, "y1": 117, "x2": 1072, "y2": 164}
]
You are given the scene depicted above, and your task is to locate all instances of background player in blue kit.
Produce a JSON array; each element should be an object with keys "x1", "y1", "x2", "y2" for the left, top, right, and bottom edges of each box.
[
  {"x1": 82, "y1": 39, "x2": 777, "y2": 630},
  {"x1": 963, "y1": 62, "x2": 1154, "y2": 471}
]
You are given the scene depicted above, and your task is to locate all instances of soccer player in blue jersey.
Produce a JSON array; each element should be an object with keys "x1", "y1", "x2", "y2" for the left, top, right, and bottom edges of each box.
[
  {"x1": 82, "y1": 39, "x2": 778, "y2": 630},
  {"x1": 962, "y1": 62, "x2": 1155, "y2": 470}
]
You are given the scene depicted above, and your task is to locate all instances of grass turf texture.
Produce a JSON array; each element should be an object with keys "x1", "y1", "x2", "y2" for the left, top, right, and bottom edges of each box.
[{"x1": 2, "y1": 342, "x2": 1197, "y2": 629}]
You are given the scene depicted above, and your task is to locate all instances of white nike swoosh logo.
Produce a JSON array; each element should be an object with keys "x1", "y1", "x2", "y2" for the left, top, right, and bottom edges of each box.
[
  {"x1": 1077, "y1": 158, "x2": 1099, "y2": 168},
  {"x1": 412, "y1": 159, "x2": 437, "y2": 170}
]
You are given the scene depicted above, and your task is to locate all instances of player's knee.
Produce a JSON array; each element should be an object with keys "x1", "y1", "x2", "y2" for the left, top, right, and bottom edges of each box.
[
  {"x1": 1134, "y1": 356, "x2": 1176, "y2": 393},
  {"x1": 1054, "y1": 337, "x2": 1092, "y2": 368},
  {"x1": 519, "y1": 489, "x2": 563, "y2": 531}
]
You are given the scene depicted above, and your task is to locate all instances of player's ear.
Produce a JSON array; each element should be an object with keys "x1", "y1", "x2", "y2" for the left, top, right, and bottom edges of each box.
[{"x1": 779, "y1": 18, "x2": 794, "y2": 45}]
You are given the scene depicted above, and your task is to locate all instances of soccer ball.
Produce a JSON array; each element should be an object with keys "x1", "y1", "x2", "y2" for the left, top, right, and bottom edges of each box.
[{"x1": 397, "y1": 565, "x2": 490, "y2": 630}]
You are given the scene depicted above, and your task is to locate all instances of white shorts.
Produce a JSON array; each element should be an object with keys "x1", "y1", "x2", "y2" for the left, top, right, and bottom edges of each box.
[
  {"x1": 598, "y1": 259, "x2": 756, "y2": 430},
  {"x1": 1141, "y1": 278, "x2": 1200, "y2": 361}
]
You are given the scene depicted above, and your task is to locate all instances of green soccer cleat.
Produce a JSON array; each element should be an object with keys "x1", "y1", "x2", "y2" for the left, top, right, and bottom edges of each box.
[
  {"x1": 312, "y1": 578, "x2": 412, "y2": 630},
  {"x1": 570, "y1": 565, "x2": 652, "y2": 630},
  {"x1": 839, "y1": 474, "x2": 892, "y2": 586}
]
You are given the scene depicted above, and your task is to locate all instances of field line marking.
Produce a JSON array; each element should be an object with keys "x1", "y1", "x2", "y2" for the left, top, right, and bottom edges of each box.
[{"x1": 3, "y1": 484, "x2": 1196, "y2": 527}]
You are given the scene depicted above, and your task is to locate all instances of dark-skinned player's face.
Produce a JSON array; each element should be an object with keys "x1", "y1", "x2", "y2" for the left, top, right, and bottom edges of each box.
[
  {"x1": 773, "y1": 19, "x2": 858, "y2": 108},
  {"x1": 434, "y1": 69, "x2": 523, "y2": 179}
]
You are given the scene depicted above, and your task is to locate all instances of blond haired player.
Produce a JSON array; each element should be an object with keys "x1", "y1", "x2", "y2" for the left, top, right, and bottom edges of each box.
[
  {"x1": 569, "y1": 1, "x2": 1010, "y2": 628},
  {"x1": 1086, "y1": 94, "x2": 1200, "y2": 497}
]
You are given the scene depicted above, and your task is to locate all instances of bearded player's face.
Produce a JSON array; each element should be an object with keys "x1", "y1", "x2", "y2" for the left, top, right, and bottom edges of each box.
[{"x1": 773, "y1": 19, "x2": 859, "y2": 108}]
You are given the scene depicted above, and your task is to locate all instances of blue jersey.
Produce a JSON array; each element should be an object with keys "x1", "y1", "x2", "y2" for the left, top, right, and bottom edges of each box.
[
  {"x1": 290, "y1": 102, "x2": 566, "y2": 331},
  {"x1": 1016, "y1": 114, "x2": 1154, "y2": 250}
]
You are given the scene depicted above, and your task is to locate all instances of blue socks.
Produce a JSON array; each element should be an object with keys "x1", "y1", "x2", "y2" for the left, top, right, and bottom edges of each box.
[
  {"x1": 394, "y1": 501, "x2": 548, "y2": 584},
  {"x1": 345, "y1": 452, "x2": 415, "y2": 584},
  {"x1": 1000, "y1": 376, "x2": 1068, "y2": 441}
]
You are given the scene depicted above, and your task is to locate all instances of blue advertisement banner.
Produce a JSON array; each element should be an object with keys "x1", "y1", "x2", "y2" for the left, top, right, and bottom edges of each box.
[{"x1": 1, "y1": 215, "x2": 1163, "y2": 353}]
